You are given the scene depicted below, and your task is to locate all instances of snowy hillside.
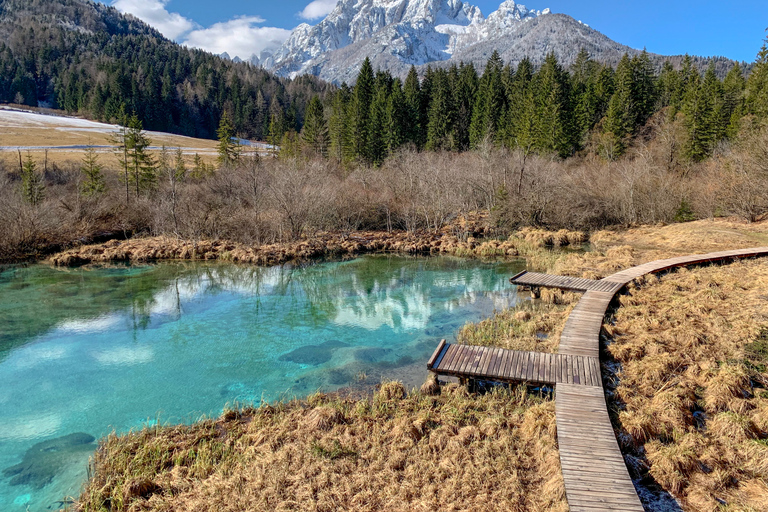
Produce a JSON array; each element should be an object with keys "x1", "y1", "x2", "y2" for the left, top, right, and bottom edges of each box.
[{"x1": 257, "y1": 0, "x2": 643, "y2": 84}]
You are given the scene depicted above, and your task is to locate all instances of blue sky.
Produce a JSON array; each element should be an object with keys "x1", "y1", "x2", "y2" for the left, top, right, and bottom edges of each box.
[{"x1": 107, "y1": 0, "x2": 767, "y2": 62}]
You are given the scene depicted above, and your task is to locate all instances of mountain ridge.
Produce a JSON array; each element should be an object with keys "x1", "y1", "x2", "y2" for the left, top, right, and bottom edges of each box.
[{"x1": 259, "y1": 0, "x2": 740, "y2": 84}]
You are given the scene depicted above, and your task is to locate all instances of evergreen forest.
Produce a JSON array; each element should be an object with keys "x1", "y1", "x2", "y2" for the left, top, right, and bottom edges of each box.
[
  {"x1": 300, "y1": 48, "x2": 768, "y2": 165},
  {"x1": 0, "y1": 0, "x2": 332, "y2": 139}
]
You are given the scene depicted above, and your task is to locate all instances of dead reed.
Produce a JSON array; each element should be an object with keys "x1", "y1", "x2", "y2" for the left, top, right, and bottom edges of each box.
[{"x1": 77, "y1": 383, "x2": 566, "y2": 512}]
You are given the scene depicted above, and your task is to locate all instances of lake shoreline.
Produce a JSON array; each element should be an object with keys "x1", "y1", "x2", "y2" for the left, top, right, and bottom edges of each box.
[{"x1": 46, "y1": 226, "x2": 587, "y2": 269}]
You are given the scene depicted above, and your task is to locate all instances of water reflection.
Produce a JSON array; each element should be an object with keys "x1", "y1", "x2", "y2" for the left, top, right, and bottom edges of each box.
[{"x1": 0, "y1": 255, "x2": 525, "y2": 512}]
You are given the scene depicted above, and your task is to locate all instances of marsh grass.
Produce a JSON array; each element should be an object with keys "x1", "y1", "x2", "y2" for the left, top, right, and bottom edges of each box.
[
  {"x1": 457, "y1": 299, "x2": 576, "y2": 354},
  {"x1": 606, "y1": 259, "x2": 768, "y2": 511},
  {"x1": 77, "y1": 383, "x2": 565, "y2": 512},
  {"x1": 75, "y1": 219, "x2": 768, "y2": 511}
]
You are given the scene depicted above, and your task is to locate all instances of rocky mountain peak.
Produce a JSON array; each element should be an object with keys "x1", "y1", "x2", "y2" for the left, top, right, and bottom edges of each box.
[{"x1": 258, "y1": 0, "x2": 645, "y2": 84}]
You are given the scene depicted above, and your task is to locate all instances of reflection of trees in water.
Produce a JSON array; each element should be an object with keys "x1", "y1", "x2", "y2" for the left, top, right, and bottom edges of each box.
[{"x1": 0, "y1": 257, "x2": 522, "y2": 361}]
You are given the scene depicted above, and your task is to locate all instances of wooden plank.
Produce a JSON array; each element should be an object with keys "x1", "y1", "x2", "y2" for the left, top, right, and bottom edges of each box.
[
  {"x1": 426, "y1": 339, "x2": 447, "y2": 369},
  {"x1": 456, "y1": 346, "x2": 473, "y2": 375},
  {"x1": 462, "y1": 346, "x2": 481, "y2": 375},
  {"x1": 501, "y1": 348, "x2": 512, "y2": 380},
  {"x1": 436, "y1": 344, "x2": 458, "y2": 372},
  {"x1": 487, "y1": 348, "x2": 501, "y2": 378}
]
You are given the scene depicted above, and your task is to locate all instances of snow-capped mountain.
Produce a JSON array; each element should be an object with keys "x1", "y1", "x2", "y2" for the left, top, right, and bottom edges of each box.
[{"x1": 258, "y1": 0, "x2": 641, "y2": 84}]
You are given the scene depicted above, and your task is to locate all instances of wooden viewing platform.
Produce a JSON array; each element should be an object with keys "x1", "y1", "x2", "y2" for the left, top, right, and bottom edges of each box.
[{"x1": 427, "y1": 246, "x2": 768, "y2": 511}]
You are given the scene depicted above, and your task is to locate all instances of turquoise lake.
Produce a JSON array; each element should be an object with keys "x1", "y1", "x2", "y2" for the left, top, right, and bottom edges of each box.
[{"x1": 0, "y1": 255, "x2": 525, "y2": 511}]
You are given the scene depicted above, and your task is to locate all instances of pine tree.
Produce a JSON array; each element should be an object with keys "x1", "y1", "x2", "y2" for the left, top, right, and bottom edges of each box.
[
  {"x1": 532, "y1": 53, "x2": 573, "y2": 157},
  {"x1": 328, "y1": 85, "x2": 352, "y2": 162},
  {"x1": 632, "y1": 50, "x2": 657, "y2": 127},
  {"x1": 426, "y1": 70, "x2": 454, "y2": 151},
  {"x1": 723, "y1": 63, "x2": 746, "y2": 137},
  {"x1": 351, "y1": 57, "x2": 374, "y2": 162},
  {"x1": 368, "y1": 85, "x2": 388, "y2": 165},
  {"x1": 385, "y1": 79, "x2": 407, "y2": 153},
  {"x1": 681, "y1": 69, "x2": 712, "y2": 161},
  {"x1": 403, "y1": 66, "x2": 422, "y2": 147},
  {"x1": 217, "y1": 111, "x2": 241, "y2": 166},
  {"x1": 301, "y1": 96, "x2": 329, "y2": 156},
  {"x1": 80, "y1": 144, "x2": 105, "y2": 196},
  {"x1": 452, "y1": 63, "x2": 478, "y2": 150},
  {"x1": 746, "y1": 30, "x2": 768, "y2": 120},
  {"x1": 20, "y1": 153, "x2": 44, "y2": 206},
  {"x1": 125, "y1": 113, "x2": 156, "y2": 197},
  {"x1": 469, "y1": 50, "x2": 505, "y2": 147},
  {"x1": 602, "y1": 54, "x2": 635, "y2": 157}
]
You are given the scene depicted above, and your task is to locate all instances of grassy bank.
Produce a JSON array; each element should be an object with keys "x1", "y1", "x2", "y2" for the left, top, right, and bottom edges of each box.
[
  {"x1": 78, "y1": 383, "x2": 565, "y2": 512},
  {"x1": 47, "y1": 226, "x2": 586, "y2": 269}
]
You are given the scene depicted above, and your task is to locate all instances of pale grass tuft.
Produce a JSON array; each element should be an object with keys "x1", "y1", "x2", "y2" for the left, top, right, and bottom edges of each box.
[
  {"x1": 704, "y1": 364, "x2": 751, "y2": 414},
  {"x1": 376, "y1": 380, "x2": 406, "y2": 401},
  {"x1": 304, "y1": 406, "x2": 345, "y2": 431},
  {"x1": 708, "y1": 412, "x2": 759, "y2": 443},
  {"x1": 419, "y1": 373, "x2": 441, "y2": 396}
]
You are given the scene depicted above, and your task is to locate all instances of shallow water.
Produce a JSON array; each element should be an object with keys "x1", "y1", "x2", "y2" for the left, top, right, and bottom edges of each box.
[{"x1": 0, "y1": 255, "x2": 525, "y2": 511}]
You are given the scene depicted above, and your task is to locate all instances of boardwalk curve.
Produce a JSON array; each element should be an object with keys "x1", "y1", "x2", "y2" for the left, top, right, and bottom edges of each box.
[{"x1": 429, "y1": 246, "x2": 768, "y2": 511}]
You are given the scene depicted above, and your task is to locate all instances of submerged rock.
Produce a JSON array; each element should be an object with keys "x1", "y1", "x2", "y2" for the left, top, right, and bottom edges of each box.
[
  {"x1": 3, "y1": 433, "x2": 96, "y2": 489},
  {"x1": 279, "y1": 339, "x2": 350, "y2": 366},
  {"x1": 354, "y1": 347, "x2": 390, "y2": 363}
]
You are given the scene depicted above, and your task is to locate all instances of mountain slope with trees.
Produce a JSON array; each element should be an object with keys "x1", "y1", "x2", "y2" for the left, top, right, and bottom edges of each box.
[{"x1": 0, "y1": 0, "x2": 332, "y2": 140}]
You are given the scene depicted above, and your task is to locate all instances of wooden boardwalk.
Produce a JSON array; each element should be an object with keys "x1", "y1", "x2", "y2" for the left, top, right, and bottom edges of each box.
[
  {"x1": 509, "y1": 270, "x2": 623, "y2": 293},
  {"x1": 428, "y1": 246, "x2": 768, "y2": 512},
  {"x1": 428, "y1": 341, "x2": 602, "y2": 387}
]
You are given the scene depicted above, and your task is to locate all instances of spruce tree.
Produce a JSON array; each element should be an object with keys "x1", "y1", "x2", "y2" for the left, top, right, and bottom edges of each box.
[
  {"x1": 80, "y1": 144, "x2": 105, "y2": 196},
  {"x1": 20, "y1": 153, "x2": 44, "y2": 206},
  {"x1": 469, "y1": 50, "x2": 505, "y2": 147},
  {"x1": 368, "y1": 85, "x2": 388, "y2": 165},
  {"x1": 351, "y1": 58, "x2": 374, "y2": 161},
  {"x1": 301, "y1": 96, "x2": 329, "y2": 156},
  {"x1": 385, "y1": 79, "x2": 407, "y2": 153},
  {"x1": 657, "y1": 61, "x2": 681, "y2": 116},
  {"x1": 571, "y1": 49, "x2": 603, "y2": 147},
  {"x1": 328, "y1": 85, "x2": 352, "y2": 162},
  {"x1": 125, "y1": 114, "x2": 156, "y2": 197},
  {"x1": 603, "y1": 54, "x2": 635, "y2": 157},
  {"x1": 680, "y1": 69, "x2": 712, "y2": 161},
  {"x1": 403, "y1": 66, "x2": 422, "y2": 147},
  {"x1": 532, "y1": 53, "x2": 573, "y2": 157},
  {"x1": 110, "y1": 106, "x2": 131, "y2": 203},
  {"x1": 505, "y1": 57, "x2": 534, "y2": 148},
  {"x1": 217, "y1": 111, "x2": 241, "y2": 166},
  {"x1": 746, "y1": 30, "x2": 768, "y2": 120},
  {"x1": 632, "y1": 50, "x2": 657, "y2": 127},
  {"x1": 723, "y1": 63, "x2": 746, "y2": 137},
  {"x1": 453, "y1": 63, "x2": 478, "y2": 150},
  {"x1": 426, "y1": 70, "x2": 453, "y2": 151}
]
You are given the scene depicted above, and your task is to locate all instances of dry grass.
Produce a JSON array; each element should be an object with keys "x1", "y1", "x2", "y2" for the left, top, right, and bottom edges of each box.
[
  {"x1": 606, "y1": 259, "x2": 768, "y2": 511},
  {"x1": 77, "y1": 383, "x2": 565, "y2": 512},
  {"x1": 457, "y1": 298, "x2": 577, "y2": 354},
  {"x1": 48, "y1": 228, "x2": 587, "y2": 269}
]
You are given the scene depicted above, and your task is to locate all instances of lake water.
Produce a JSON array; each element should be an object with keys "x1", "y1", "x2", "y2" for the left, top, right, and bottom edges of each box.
[{"x1": 0, "y1": 255, "x2": 525, "y2": 511}]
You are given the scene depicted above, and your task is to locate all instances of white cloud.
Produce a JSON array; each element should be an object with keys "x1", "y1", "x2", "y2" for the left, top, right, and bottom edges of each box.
[
  {"x1": 109, "y1": 1, "x2": 292, "y2": 61},
  {"x1": 112, "y1": 0, "x2": 197, "y2": 40},
  {"x1": 182, "y1": 17, "x2": 292, "y2": 60},
  {"x1": 299, "y1": 0, "x2": 337, "y2": 20}
]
